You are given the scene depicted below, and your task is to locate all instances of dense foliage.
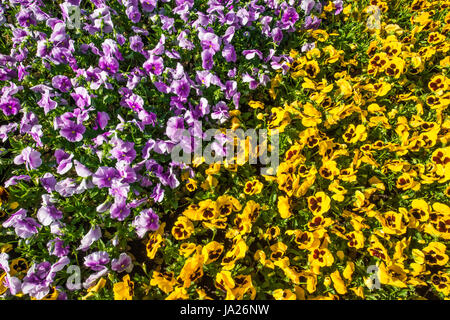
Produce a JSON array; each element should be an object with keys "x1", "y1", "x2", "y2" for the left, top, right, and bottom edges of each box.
[{"x1": 0, "y1": 0, "x2": 449, "y2": 300}]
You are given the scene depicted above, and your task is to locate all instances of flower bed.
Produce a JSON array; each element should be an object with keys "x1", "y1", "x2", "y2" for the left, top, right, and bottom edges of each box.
[{"x1": 0, "y1": 0, "x2": 449, "y2": 300}]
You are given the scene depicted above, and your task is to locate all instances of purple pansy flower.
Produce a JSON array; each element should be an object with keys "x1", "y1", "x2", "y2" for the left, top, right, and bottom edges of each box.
[
  {"x1": 55, "y1": 178, "x2": 78, "y2": 197},
  {"x1": 333, "y1": 0, "x2": 343, "y2": 15},
  {"x1": 96, "y1": 111, "x2": 110, "y2": 130},
  {"x1": 126, "y1": 5, "x2": 141, "y2": 23},
  {"x1": 54, "y1": 149, "x2": 70, "y2": 164},
  {"x1": 199, "y1": 32, "x2": 221, "y2": 53},
  {"x1": 37, "y1": 206, "x2": 63, "y2": 226},
  {"x1": 166, "y1": 116, "x2": 185, "y2": 142},
  {"x1": 99, "y1": 55, "x2": 119, "y2": 74},
  {"x1": 82, "y1": 266, "x2": 108, "y2": 289},
  {"x1": 281, "y1": 7, "x2": 299, "y2": 29},
  {"x1": 109, "y1": 179, "x2": 130, "y2": 199},
  {"x1": 201, "y1": 49, "x2": 215, "y2": 70},
  {"x1": 102, "y1": 39, "x2": 123, "y2": 60},
  {"x1": 55, "y1": 149, "x2": 73, "y2": 175},
  {"x1": 303, "y1": 15, "x2": 321, "y2": 30},
  {"x1": 0, "y1": 253, "x2": 22, "y2": 295},
  {"x1": 222, "y1": 44, "x2": 237, "y2": 63},
  {"x1": 177, "y1": 30, "x2": 195, "y2": 50},
  {"x1": 74, "y1": 160, "x2": 93, "y2": 177},
  {"x1": 110, "y1": 198, "x2": 131, "y2": 221},
  {"x1": 37, "y1": 195, "x2": 63, "y2": 226},
  {"x1": 16, "y1": 9, "x2": 37, "y2": 27},
  {"x1": 47, "y1": 238, "x2": 70, "y2": 258},
  {"x1": 0, "y1": 122, "x2": 18, "y2": 142},
  {"x1": 153, "y1": 81, "x2": 170, "y2": 93},
  {"x1": 271, "y1": 27, "x2": 283, "y2": 44},
  {"x1": 2, "y1": 209, "x2": 41, "y2": 239},
  {"x1": 196, "y1": 70, "x2": 213, "y2": 87},
  {"x1": 143, "y1": 55, "x2": 164, "y2": 76},
  {"x1": 301, "y1": 0, "x2": 316, "y2": 15},
  {"x1": 77, "y1": 226, "x2": 102, "y2": 251},
  {"x1": 4, "y1": 175, "x2": 31, "y2": 188},
  {"x1": 116, "y1": 161, "x2": 137, "y2": 184},
  {"x1": 142, "y1": 139, "x2": 156, "y2": 160},
  {"x1": 21, "y1": 257, "x2": 70, "y2": 300},
  {"x1": 242, "y1": 49, "x2": 263, "y2": 60},
  {"x1": 138, "y1": 110, "x2": 157, "y2": 127},
  {"x1": 110, "y1": 140, "x2": 136, "y2": 163},
  {"x1": 140, "y1": 0, "x2": 157, "y2": 12},
  {"x1": 0, "y1": 97, "x2": 21, "y2": 116},
  {"x1": 60, "y1": 121, "x2": 86, "y2": 142},
  {"x1": 40, "y1": 173, "x2": 57, "y2": 193},
  {"x1": 96, "y1": 200, "x2": 112, "y2": 213},
  {"x1": 172, "y1": 77, "x2": 190, "y2": 98},
  {"x1": 129, "y1": 35, "x2": 144, "y2": 52},
  {"x1": 20, "y1": 111, "x2": 38, "y2": 134},
  {"x1": 211, "y1": 101, "x2": 230, "y2": 124},
  {"x1": 132, "y1": 208, "x2": 160, "y2": 238},
  {"x1": 52, "y1": 75, "x2": 72, "y2": 93},
  {"x1": 302, "y1": 42, "x2": 316, "y2": 52},
  {"x1": 51, "y1": 47, "x2": 74, "y2": 65},
  {"x1": 71, "y1": 87, "x2": 91, "y2": 108},
  {"x1": 111, "y1": 253, "x2": 133, "y2": 273},
  {"x1": 14, "y1": 147, "x2": 42, "y2": 171},
  {"x1": 92, "y1": 166, "x2": 119, "y2": 188},
  {"x1": 123, "y1": 93, "x2": 144, "y2": 112},
  {"x1": 84, "y1": 251, "x2": 110, "y2": 271}
]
